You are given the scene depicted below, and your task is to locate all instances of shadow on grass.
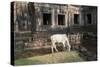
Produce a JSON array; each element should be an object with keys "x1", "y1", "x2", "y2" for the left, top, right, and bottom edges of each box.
[
  {"x1": 15, "y1": 46, "x2": 67, "y2": 60},
  {"x1": 15, "y1": 51, "x2": 85, "y2": 66}
]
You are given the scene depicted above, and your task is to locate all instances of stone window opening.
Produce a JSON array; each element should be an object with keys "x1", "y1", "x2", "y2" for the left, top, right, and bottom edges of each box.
[
  {"x1": 74, "y1": 14, "x2": 79, "y2": 24},
  {"x1": 58, "y1": 14, "x2": 65, "y2": 25},
  {"x1": 43, "y1": 13, "x2": 52, "y2": 25},
  {"x1": 86, "y1": 14, "x2": 92, "y2": 24}
]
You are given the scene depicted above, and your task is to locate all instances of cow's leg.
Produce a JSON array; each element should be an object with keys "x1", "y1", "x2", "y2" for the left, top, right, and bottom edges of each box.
[
  {"x1": 62, "y1": 41, "x2": 66, "y2": 51},
  {"x1": 51, "y1": 41, "x2": 54, "y2": 53},
  {"x1": 68, "y1": 44, "x2": 71, "y2": 51},
  {"x1": 51, "y1": 45, "x2": 54, "y2": 53},
  {"x1": 66, "y1": 40, "x2": 71, "y2": 51},
  {"x1": 53, "y1": 42, "x2": 58, "y2": 52}
]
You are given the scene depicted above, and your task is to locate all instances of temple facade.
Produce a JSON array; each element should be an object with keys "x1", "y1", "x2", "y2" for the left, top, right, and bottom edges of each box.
[
  {"x1": 13, "y1": 2, "x2": 97, "y2": 33},
  {"x1": 12, "y1": 1, "x2": 97, "y2": 49}
]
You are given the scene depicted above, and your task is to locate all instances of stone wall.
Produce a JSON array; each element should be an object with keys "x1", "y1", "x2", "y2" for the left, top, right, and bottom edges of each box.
[{"x1": 12, "y1": 1, "x2": 97, "y2": 51}]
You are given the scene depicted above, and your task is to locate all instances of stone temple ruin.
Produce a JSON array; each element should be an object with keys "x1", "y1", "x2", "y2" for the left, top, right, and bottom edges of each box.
[{"x1": 11, "y1": 1, "x2": 97, "y2": 51}]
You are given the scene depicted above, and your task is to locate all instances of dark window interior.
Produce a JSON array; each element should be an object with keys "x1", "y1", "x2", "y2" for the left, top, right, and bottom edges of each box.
[
  {"x1": 87, "y1": 14, "x2": 92, "y2": 24},
  {"x1": 58, "y1": 15, "x2": 65, "y2": 25},
  {"x1": 74, "y1": 14, "x2": 79, "y2": 24},
  {"x1": 43, "y1": 13, "x2": 51, "y2": 25}
]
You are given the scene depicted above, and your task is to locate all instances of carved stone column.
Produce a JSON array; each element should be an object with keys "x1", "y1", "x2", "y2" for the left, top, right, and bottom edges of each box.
[{"x1": 51, "y1": 8, "x2": 55, "y2": 28}]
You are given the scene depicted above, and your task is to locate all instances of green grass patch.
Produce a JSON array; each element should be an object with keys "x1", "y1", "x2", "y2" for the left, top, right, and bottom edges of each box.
[{"x1": 15, "y1": 51, "x2": 85, "y2": 66}]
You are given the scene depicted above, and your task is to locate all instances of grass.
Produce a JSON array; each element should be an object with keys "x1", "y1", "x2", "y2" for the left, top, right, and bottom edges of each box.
[{"x1": 15, "y1": 51, "x2": 85, "y2": 66}]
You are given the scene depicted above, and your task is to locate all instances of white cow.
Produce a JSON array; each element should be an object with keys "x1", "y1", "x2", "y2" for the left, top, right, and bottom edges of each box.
[{"x1": 50, "y1": 34, "x2": 71, "y2": 53}]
